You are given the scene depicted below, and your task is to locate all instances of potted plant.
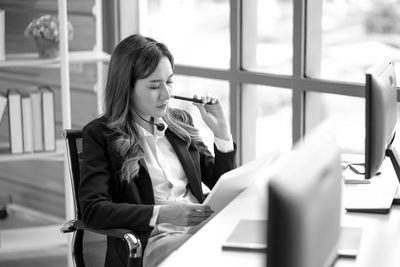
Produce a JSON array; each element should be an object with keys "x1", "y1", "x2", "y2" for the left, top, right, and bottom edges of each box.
[{"x1": 24, "y1": 14, "x2": 73, "y2": 59}]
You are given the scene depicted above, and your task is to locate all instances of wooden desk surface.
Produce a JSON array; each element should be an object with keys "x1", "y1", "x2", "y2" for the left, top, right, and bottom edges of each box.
[{"x1": 160, "y1": 154, "x2": 400, "y2": 267}]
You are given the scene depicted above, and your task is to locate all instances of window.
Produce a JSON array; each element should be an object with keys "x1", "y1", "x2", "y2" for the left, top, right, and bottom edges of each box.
[
  {"x1": 143, "y1": 0, "x2": 230, "y2": 69},
  {"x1": 307, "y1": 92, "x2": 365, "y2": 153},
  {"x1": 242, "y1": 0, "x2": 293, "y2": 74},
  {"x1": 313, "y1": 0, "x2": 400, "y2": 86},
  {"x1": 304, "y1": 0, "x2": 400, "y2": 154},
  {"x1": 242, "y1": 85, "x2": 292, "y2": 162},
  {"x1": 123, "y1": 0, "x2": 400, "y2": 163}
]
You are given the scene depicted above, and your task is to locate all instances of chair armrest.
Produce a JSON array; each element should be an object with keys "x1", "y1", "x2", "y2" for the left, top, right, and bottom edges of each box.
[
  {"x1": 60, "y1": 219, "x2": 142, "y2": 259},
  {"x1": 63, "y1": 129, "x2": 83, "y2": 139},
  {"x1": 60, "y1": 219, "x2": 78, "y2": 233}
]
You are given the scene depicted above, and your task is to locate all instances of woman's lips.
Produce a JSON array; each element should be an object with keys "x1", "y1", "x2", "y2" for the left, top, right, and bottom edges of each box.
[{"x1": 157, "y1": 104, "x2": 167, "y2": 109}]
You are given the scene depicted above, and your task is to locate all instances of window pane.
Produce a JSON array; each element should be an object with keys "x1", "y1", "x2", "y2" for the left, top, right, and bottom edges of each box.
[
  {"x1": 307, "y1": 93, "x2": 365, "y2": 153},
  {"x1": 242, "y1": 85, "x2": 292, "y2": 163},
  {"x1": 317, "y1": 0, "x2": 400, "y2": 86},
  {"x1": 308, "y1": 92, "x2": 400, "y2": 154},
  {"x1": 242, "y1": 0, "x2": 293, "y2": 74},
  {"x1": 142, "y1": 0, "x2": 230, "y2": 69},
  {"x1": 169, "y1": 75, "x2": 230, "y2": 152}
]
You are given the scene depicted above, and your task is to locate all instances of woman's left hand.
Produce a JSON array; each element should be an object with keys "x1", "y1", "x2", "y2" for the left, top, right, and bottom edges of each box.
[{"x1": 193, "y1": 94, "x2": 231, "y2": 141}]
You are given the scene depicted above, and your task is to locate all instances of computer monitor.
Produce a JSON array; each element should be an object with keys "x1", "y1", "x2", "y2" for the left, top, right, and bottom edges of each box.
[
  {"x1": 267, "y1": 120, "x2": 342, "y2": 267},
  {"x1": 365, "y1": 58, "x2": 400, "y2": 182}
]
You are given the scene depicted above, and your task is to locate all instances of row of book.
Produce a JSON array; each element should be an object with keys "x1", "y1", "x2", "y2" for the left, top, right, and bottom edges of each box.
[
  {"x1": 0, "y1": 86, "x2": 56, "y2": 154},
  {"x1": 0, "y1": 9, "x2": 4, "y2": 61}
]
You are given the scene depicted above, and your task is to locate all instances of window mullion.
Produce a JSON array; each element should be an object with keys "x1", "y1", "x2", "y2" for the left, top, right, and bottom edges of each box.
[
  {"x1": 231, "y1": 0, "x2": 242, "y2": 163},
  {"x1": 292, "y1": 0, "x2": 307, "y2": 144}
]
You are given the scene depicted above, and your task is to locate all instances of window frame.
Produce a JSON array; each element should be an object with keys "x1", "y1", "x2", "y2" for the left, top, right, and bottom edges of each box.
[{"x1": 119, "y1": 0, "x2": 398, "y2": 164}]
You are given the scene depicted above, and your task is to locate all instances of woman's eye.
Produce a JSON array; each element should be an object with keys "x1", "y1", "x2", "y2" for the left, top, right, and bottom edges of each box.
[
  {"x1": 150, "y1": 83, "x2": 160, "y2": 89},
  {"x1": 149, "y1": 81, "x2": 172, "y2": 89}
]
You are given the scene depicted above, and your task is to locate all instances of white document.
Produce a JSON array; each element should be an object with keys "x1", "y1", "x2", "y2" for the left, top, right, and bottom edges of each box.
[
  {"x1": 185, "y1": 150, "x2": 281, "y2": 234},
  {"x1": 204, "y1": 150, "x2": 281, "y2": 213}
]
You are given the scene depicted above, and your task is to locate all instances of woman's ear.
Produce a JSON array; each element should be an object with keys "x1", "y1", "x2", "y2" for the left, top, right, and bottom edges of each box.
[{"x1": 130, "y1": 86, "x2": 135, "y2": 97}]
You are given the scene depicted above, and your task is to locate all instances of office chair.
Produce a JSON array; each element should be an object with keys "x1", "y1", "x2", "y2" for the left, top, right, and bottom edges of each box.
[{"x1": 60, "y1": 129, "x2": 142, "y2": 267}]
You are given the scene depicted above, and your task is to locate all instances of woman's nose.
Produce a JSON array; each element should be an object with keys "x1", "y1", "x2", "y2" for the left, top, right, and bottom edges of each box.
[{"x1": 160, "y1": 83, "x2": 170, "y2": 100}]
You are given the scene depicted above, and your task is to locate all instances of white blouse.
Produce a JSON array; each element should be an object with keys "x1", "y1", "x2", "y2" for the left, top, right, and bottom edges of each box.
[{"x1": 136, "y1": 119, "x2": 233, "y2": 230}]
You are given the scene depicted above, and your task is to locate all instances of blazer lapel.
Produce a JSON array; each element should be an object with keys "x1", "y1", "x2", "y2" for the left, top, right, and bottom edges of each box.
[
  {"x1": 133, "y1": 158, "x2": 155, "y2": 204},
  {"x1": 165, "y1": 130, "x2": 204, "y2": 202}
]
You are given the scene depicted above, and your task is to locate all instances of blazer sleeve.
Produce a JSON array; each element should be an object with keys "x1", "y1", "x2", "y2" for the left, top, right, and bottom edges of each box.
[
  {"x1": 170, "y1": 108, "x2": 237, "y2": 190},
  {"x1": 198, "y1": 140, "x2": 237, "y2": 190},
  {"x1": 78, "y1": 120, "x2": 154, "y2": 232}
]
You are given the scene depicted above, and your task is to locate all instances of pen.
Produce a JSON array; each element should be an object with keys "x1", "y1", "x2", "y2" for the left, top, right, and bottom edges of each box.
[{"x1": 170, "y1": 95, "x2": 209, "y2": 104}]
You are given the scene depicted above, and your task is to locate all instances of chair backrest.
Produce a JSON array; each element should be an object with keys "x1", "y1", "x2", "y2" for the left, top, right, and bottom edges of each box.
[
  {"x1": 63, "y1": 129, "x2": 83, "y2": 220},
  {"x1": 64, "y1": 129, "x2": 108, "y2": 267},
  {"x1": 63, "y1": 128, "x2": 141, "y2": 267}
]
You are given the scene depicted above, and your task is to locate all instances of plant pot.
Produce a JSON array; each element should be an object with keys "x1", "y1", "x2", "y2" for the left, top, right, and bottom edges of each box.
[{"x1": 34, "y1": 37, "x2": 59, "y2": 59}]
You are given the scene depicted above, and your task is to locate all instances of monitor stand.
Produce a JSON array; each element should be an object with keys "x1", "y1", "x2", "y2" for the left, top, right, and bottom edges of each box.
[
  {"x1": 344, "y1": 161, "x2": 398, "y2": 214},
  {"x1": 343, "y1": 149, "x2": 400, "y2": 212},
  {"x1": 343, "y1": 163, "x2": 371, "y2": 184},
  {"x1": 393, "y1": 189, "x2": 400, "y2": 204},
  {"x1": 386, "y1": 145, "x2": 400, "y2": 204}
]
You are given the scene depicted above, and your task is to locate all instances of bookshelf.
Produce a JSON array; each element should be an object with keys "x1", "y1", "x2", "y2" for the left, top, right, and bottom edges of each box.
[
  {"x1": 0, "y1": 0, "x2": 109, "y2": 265},
  {"x1": 0, "y1": 51, "x2": 110, "y2": 68},
  {"x1": 0, "y1": 139, "x2": 64, "y2": 162}
]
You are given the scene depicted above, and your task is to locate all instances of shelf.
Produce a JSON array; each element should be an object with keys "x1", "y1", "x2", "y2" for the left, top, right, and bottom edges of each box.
[
  {"x1": 0, "y1": 50, "x2": 110, "y2": 68},
  {"x1": 0, "y1": 224, "x2": 66, "y2": 254},
  {"x1": 0, "y1": 204, "x2": 66, "y2": 254},
  {"x1": 0, "y1": 1, "x2": 106, "y2": 264},
  {"x1": 0, "y1": 139, "x2": 64, "y2": 162},
  {"x1": 0, "y1": 203, "x2": 64, "y2": 230}
]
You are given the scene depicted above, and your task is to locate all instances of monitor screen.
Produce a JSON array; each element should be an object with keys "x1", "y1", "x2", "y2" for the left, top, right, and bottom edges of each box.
[
  {"x1": 365, "y1": 59, "x2": 400, "y2": 181},
  {"x1": 267, "y1": 120, "x2": 342, "y2": 267}
]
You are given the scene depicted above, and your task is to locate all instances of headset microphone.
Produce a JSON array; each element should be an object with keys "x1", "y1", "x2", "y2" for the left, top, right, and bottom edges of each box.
[
  {"x1": 135, "y1": 111, "x2": 165, "y2": 131},
  {"x1": 154, "y1": 122, "x2": 165, "y2": 131}
]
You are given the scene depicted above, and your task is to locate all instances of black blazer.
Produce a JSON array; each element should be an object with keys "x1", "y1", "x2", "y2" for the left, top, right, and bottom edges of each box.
[{"x1": 79, "y1": 116, "x2": 236, "y2": 266}]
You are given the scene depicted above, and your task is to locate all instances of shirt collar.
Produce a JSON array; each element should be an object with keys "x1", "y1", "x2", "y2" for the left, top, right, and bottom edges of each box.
[{"x1": 136, "y1": 118, "x2": 168, "y2": 138}]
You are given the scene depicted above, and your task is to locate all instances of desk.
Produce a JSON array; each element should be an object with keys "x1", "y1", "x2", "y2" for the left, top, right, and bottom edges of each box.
[{"x1": 159, "y1": 155, "x2": 400, "y2": 267}]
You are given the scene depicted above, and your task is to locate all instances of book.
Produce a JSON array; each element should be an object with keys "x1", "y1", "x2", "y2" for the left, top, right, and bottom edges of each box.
[
  {"x1": 21, "y1": 92, "x2": 33, "y2": 153},
  {"x1": 7, "y1": 88, "x2": 23, "y2": 154},
  {"x1": 39, "y1": 86, "x2": 56, "y2": 151},
  {"x1": 0, "y1": 9, "x2": 4, "y2": 61},
  {"x1": 30, "y1": 87, "x2": 43, "y2": 152},
  {"x1": 0, "y1": 91, "x2": 6, "y2": 123},
  {"x1": 0, "y1": 91, "x2": 8, "y2": 154}
]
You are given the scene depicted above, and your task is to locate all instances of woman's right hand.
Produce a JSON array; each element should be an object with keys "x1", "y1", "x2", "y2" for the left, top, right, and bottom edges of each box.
[{"x1": 157, "y1": 203, "x2": 214, "y2": 226}]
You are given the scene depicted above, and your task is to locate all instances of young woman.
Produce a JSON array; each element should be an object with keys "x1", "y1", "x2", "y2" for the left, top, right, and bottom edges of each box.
[{"x1": 79, "y1": 34, "x2": 236, "y2": 267}]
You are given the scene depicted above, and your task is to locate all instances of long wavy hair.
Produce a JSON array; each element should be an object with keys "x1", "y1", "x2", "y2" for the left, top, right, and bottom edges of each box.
[{"x1": 104, "y1": 34, "x2": 202, "y2": 182}]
